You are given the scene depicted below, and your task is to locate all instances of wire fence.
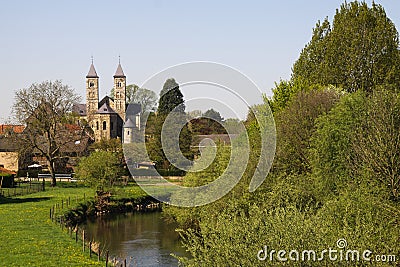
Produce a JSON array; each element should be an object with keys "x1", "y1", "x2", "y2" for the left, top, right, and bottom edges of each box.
[{"x1": 0, "y1": 181, "x2": 45, "y2": 197}]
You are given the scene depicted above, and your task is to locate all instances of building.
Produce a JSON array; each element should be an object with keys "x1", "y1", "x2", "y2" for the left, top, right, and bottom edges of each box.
[
  {"x1": 0, "y1": 136, "x2": 19, "y2": 172},
  {"x1": 73, "y1": 60, "x2": 140, "y2": 142}
]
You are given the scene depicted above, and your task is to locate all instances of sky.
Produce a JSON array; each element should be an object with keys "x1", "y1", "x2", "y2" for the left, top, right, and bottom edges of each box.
[{"x1": 0, "y1": 0, "x2": 399, "y2": 122}]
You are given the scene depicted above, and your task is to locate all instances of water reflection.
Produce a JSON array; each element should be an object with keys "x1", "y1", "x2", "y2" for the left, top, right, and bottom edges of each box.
[{"x1": 82, "y1": 212, "x2": 187, "y2": 267}]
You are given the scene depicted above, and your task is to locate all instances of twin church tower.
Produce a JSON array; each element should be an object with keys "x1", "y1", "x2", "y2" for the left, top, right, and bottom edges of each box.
[{"x1": 75, "y1": 60, "x2": 140, "y2": 143}]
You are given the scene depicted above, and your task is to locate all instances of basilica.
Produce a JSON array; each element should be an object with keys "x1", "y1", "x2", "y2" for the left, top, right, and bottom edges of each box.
[{"x1": 73, "y1": 61, "x2": 140, "y2": 143}]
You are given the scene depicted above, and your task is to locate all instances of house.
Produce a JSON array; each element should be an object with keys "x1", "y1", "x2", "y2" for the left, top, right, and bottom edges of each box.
[{"x1": 0, "y1": 136, "x2": 19, "y2": 172}]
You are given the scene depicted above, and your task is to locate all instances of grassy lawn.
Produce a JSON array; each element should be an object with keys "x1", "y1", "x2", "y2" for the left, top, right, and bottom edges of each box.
[{"x1": 0, "y1": 184, "x2": 103, "y2": 266}]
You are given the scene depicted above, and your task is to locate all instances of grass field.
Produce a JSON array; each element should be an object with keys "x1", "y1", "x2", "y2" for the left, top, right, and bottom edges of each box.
[{"x1": 0, "y1": 183, "x2": 147, "y2": 266}]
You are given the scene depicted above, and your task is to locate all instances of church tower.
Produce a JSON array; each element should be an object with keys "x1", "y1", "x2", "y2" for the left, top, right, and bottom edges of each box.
[
  {"x1": 86, "y1": 61, "x2": 99, "y2": 117},
  {"x1": 113, "y1": 60, "x2": 126, "y2": 121}
]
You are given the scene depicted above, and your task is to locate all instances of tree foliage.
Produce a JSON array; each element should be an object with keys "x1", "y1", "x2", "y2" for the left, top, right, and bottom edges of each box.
[
  {"x1": 146, "y1": 78, "x2": 192, "y2": 172},
  {"x1": 111, "y1": 84, "x2": 157, "y2": 114},
  {"x1": 157, "y1": 78, "x2": 185, "y2": 115},
  {"x1": 292, "y1": 1, "x2": 400, "y2": 92},
  {"x1": 75, "y1": 150, "x2": 122, "y2": 190},
  {"x1": 274, "y1": 88, "x2": 340, "y2": 174}
]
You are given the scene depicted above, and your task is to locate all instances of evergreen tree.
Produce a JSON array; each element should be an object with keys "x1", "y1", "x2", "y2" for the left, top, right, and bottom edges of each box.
[{"x1": 158, "y1": 78, "x2": 185, "y2": 115}]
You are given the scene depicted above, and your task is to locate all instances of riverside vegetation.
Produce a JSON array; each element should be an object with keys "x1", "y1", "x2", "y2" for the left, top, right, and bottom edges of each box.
[{"x1": 164, "y1": 2, "x2": 400, "y2": 266}]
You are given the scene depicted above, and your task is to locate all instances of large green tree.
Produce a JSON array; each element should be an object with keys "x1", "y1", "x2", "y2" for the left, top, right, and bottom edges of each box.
[{"x1": 292, "y1": 1, "x2": 400, "y2": 92}]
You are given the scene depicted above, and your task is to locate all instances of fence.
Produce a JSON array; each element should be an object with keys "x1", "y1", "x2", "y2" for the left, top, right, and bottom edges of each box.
[
  {"x1": 0, "y1": 181, "x2": 45, "y2": 198},
  {"x1": 49, "y1": 194, "x2": 111, "y2": 265}
]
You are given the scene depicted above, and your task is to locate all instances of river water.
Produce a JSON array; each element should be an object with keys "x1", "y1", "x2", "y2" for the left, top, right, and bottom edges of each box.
[{"x1": 82, "y1": 212, "x2": 188, "y2": 267}]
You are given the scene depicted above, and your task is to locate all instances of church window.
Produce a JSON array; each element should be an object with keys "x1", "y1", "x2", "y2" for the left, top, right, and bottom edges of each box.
[
  {"x1": 116, "y1": 92, "x2": 120, "y2": 98},
  {"x1": 127, "y1": 131, "x2": 130, "y2": 136},
  {"x1": 117, "y1": 82, "x2": 122, "y2": 88},
  {"x1": 96, "y1": 121, "x2": 99, "y2": 130},
  {"x1": 103, "y1": 121, "x2": 107, "y2": 130},
  {"x1": 89, "y1": 81, "x2": 95, "y2": 88}
]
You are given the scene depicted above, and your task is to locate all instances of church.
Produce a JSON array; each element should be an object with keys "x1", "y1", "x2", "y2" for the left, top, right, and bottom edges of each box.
[{"x1": 73, "y1": 60, "x2": 140, "y2": 143}]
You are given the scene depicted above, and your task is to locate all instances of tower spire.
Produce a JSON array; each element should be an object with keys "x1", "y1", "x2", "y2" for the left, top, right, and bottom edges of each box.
[
  {"x1": 86, "y1": 59, "x2": 98, "y2": 78},
  {"x1": 114, "y1": 58, "x2": 125, "y2": 78}
]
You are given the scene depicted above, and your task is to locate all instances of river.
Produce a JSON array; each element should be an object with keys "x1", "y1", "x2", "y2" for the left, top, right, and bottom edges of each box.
[{"x1": 82, "y1": 212, "x2": 188, "y2": 267}]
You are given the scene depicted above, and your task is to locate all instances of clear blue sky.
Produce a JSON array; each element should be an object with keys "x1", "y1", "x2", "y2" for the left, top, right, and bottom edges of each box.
[{"x1": 0, "y1": 0, "x2": 399, "y2": 122}]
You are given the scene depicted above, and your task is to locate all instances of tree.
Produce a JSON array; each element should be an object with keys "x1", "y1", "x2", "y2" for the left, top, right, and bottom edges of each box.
[
  {"x1": 353, "y1": 87, "x2": 400, "y2": 200},
  {"x1": 111, "y1": 84, "x2": 157, "y2": 115},
  {"x1": 203, "y1": 109, "x2": 223, "y2": 122},
  {"x1": 157, "y1": 78, "x2": 185, "y2": 115},
  {"x1": 75, "y1": 150, "x2": 122, "y2": 189},
  {"x1": 292, "y1": 1, "x2": 400, "y2": 92},
  {"x1": 223, "y1": 118, "x2": 243, "y2": 134},
  {"x1": 13, "y1": 80, "x2": 81, "y2": 186},
  {"x1": 274, "y1": 88, "x2": 340, "y2": 174},
  {"x1": 147, "y1": 78, "x2": 192, "y2": 172}
]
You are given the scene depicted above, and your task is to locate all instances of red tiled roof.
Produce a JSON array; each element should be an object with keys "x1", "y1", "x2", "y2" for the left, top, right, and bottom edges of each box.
[
  {"x1": 0, "y1": 167, "x2": 16, "y2": 175},
  {"x1": 0, "y1": 125, "x2": 25, "y2": 135},
  {"x1": 65, "y1": 124, "x2": 81, "y2": 132}
]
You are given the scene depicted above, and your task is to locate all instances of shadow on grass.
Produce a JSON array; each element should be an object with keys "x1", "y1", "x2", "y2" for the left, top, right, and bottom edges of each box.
[{"x1": 0, "y1": 196, "x2": 51, "y2": 205}]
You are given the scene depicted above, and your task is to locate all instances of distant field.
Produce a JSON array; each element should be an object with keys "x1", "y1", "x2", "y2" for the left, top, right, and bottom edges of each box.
[{"x1": 0, "y1": 183, "x2": 150, "y2": 266}]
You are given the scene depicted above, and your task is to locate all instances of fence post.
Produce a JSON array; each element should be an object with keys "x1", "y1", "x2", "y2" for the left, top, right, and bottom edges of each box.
[
  {"x1": 75, "y1": 229, "x2": 78, "y2": 243},
  {"x1": 49, "y1": 208, "x2": 52, "y2": 219},
  {"x1": 42, "y1": 178, "x2": 45, "y2": 191},
  {"x1": 89, "y1": 241, "x2": 92, "y2": 257},
  {"x1": 98, "y1": 246, "x2": 101, "y2": 261},
  {"x1": 82, "y1": 230, "x2": 85, "y2": 252}
]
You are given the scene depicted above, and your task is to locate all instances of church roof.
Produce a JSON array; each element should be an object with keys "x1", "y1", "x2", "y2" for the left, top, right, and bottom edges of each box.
[
  {"x1": 86, "y1": 63, "x2": 98, "y2": 78},
  {"x1": 114, "y1": 63, "x2": 125, "y2": 78},
  {"x1": 96, "y1": 102, "x2": 117, "y2": 114},
  {"x1": 98, "y1": 96, "x2": 114, "y2": 109},
  {"x1": 72, "y1": 103, "x2": 87, "y2": 116},
  {"x1": 123, "y1": 118, "x2": 135, "y2": 128}
]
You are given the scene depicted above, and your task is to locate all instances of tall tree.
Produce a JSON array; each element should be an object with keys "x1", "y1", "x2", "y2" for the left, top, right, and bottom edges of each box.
[
  {"x1": 13, "y1": 80, "x2": 81, "y2": 186},
  {"x1": 292, "y1": 1, "x2": 400, "y2": 92},
  {"x1": 157, "y1": 78, "x2": 185, "y2": 115}
]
